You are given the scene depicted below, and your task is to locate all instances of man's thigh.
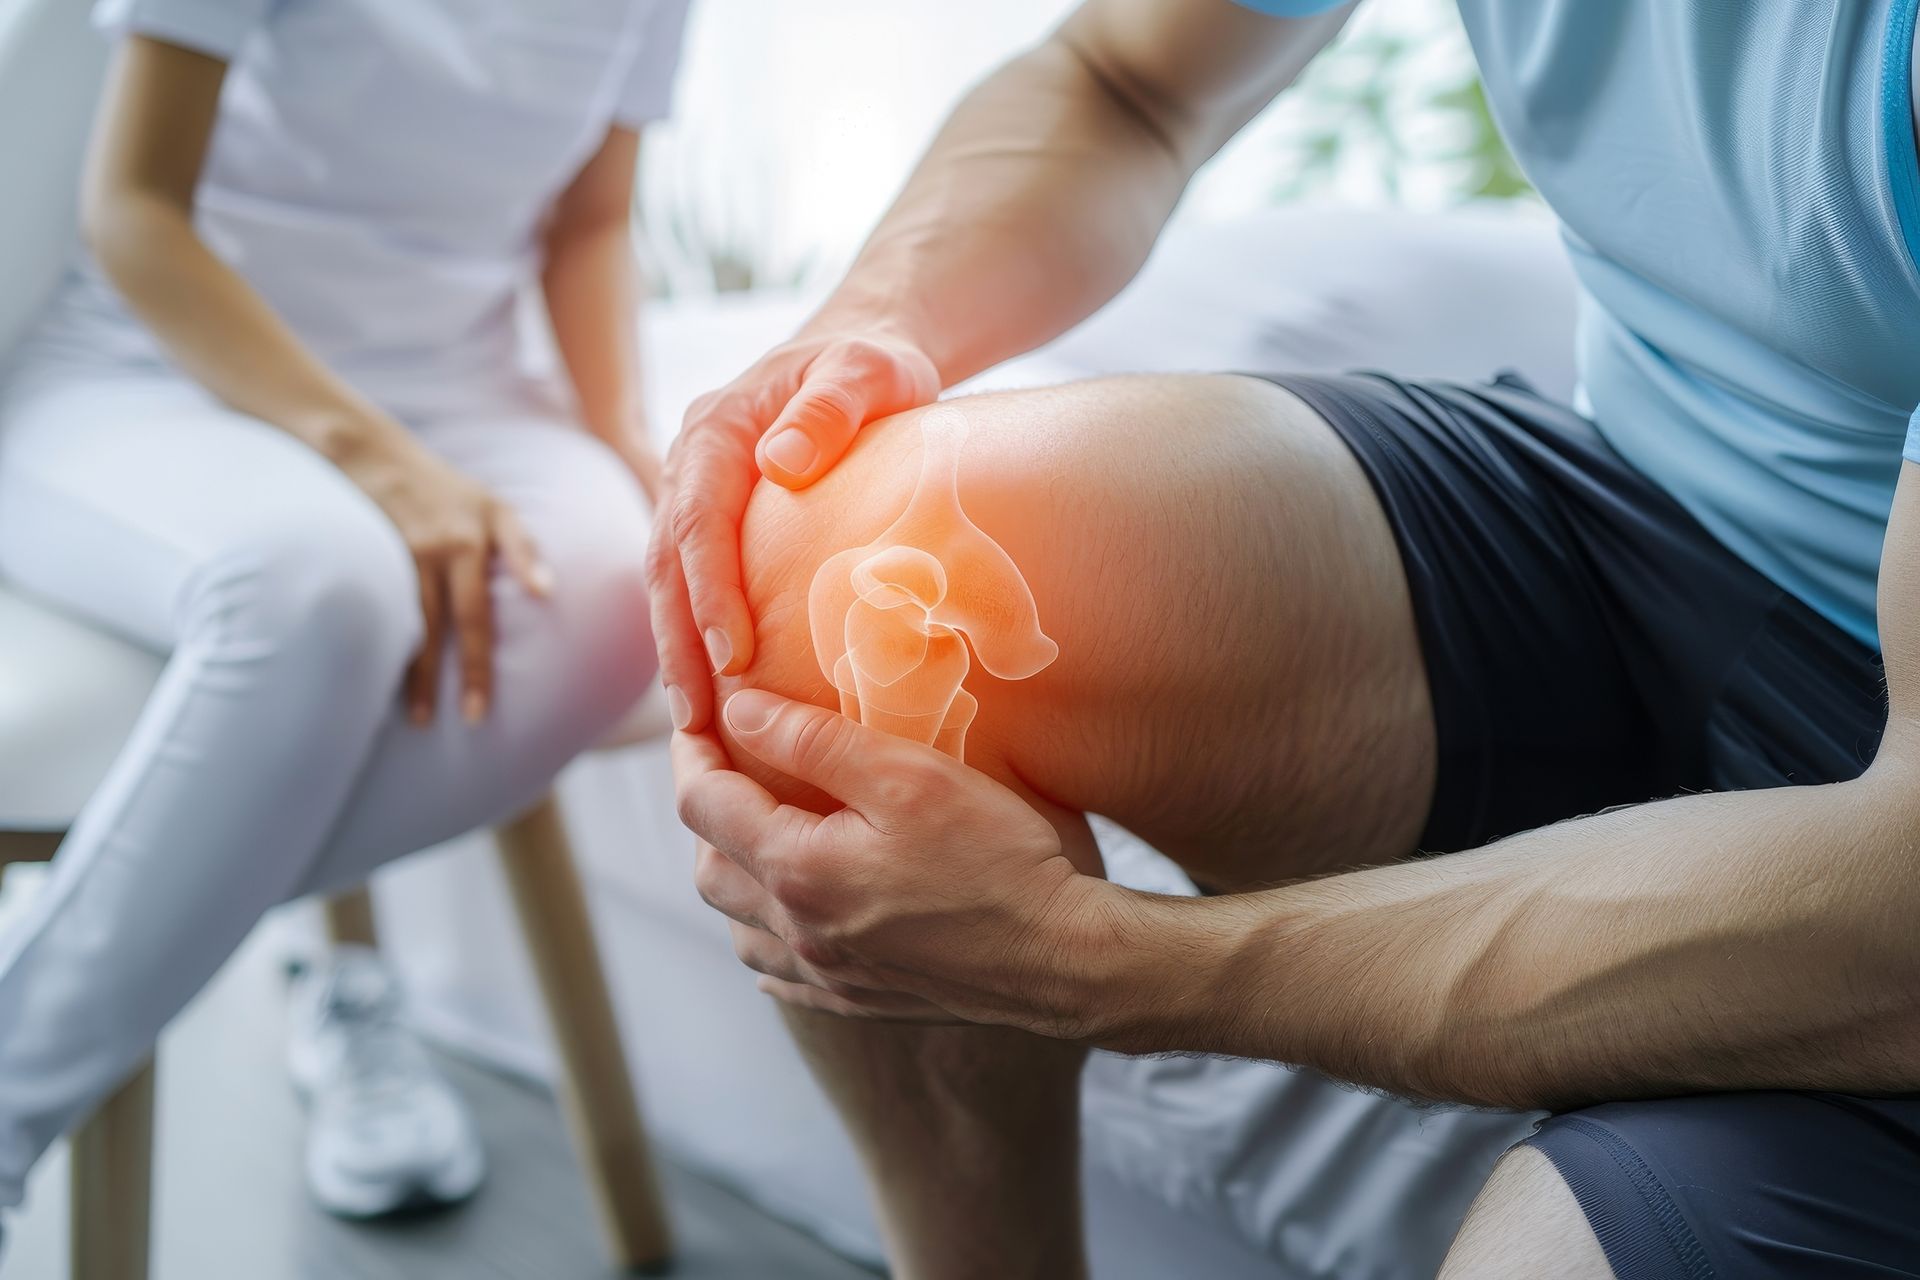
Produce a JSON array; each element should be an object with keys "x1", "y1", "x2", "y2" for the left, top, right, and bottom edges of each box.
[
  {"x1": 1447, "y1": 1093, "x2": 1920, "y2": 1279},
  {"x1": 1439, "y1": 1145, "x2": 1612, "y2": 1280},
  {"x1": 724, "y1": 372, "x2": 1440, "y2": 883}
]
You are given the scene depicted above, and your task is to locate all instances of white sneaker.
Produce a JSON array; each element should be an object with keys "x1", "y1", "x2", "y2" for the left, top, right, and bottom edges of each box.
[{"x1": 286, "y1": 945, "x2": 485, "y2": 1218}]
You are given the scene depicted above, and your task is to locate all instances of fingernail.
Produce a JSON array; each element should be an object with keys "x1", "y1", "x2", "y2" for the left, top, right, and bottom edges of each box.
[
  {"x1": 667, "y1": 685, "x2": 692, "y2": 731},
  {"x1": 764, "y1": 428, "x2": 817, "y2": 476},
  {"x1": 725, "y1": 688, "x2": 781, "y2": 734},
  {"x1": 529, "y1": 563, "x2": 555, "y2": 597},
  {"x1": 704, "y1": 626, "x2": 733, "y2": 674},
  {"x1": 463, "y1": 690, "x2": 486, "y2": 725}
]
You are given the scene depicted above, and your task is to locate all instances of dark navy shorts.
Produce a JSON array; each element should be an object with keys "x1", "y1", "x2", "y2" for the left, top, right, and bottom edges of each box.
[{"x1": 1262, "y1": 371, "x2": 1920, "y2": 1279}]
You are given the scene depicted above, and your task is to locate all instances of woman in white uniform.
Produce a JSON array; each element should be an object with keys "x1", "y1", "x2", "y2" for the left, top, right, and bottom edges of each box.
[{"x1": 0, "y1": 0, "x2": 689, "y2": 1225}]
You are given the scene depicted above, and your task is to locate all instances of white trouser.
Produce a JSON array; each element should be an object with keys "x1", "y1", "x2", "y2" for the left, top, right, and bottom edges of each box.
[{"x1": 0, "y1": 369, "x2": 656, "y2": 1210}]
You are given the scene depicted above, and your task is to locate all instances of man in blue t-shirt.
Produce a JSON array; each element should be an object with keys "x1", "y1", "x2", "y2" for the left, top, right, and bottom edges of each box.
[{"x1": 657, "y1": 2, "x2": 1920, "y2": 1275}]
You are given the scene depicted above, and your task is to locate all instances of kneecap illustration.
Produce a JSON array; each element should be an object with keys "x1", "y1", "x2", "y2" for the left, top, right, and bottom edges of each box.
[{"x1": 807, "y1": 407, "x2": 1058, "y2": 760}]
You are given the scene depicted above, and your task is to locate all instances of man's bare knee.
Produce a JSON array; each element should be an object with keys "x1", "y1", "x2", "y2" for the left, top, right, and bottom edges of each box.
[
  {"x1": 723, "y1": 376, "x2": 1433, "y2": 879},
  {"x1": 1438, "y1": 1145, "x2": 1612, "y2": 1280}
]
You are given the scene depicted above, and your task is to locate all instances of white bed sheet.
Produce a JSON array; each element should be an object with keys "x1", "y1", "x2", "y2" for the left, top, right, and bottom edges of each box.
[{"x1": 365, "y1": 203, "x2": 1579, "y2": 1279}]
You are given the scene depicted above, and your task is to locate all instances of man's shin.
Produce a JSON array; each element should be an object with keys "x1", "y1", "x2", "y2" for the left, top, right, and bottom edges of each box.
[{"x1": 780, "y1": 1006, "x2": 1089, "y2": 1280}]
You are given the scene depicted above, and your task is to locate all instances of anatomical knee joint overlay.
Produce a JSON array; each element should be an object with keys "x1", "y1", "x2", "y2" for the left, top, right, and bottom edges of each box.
[{"x1": 806, "y1": 407, "x2": 1058, "y2": 760}]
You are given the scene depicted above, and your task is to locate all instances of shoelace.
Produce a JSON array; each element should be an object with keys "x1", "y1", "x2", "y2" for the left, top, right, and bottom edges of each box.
[{"x1": 316, "y1": 969, "x2": 434, "y2": 1128}]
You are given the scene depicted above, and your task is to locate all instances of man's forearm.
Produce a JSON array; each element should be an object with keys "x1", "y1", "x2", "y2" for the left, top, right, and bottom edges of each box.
[
  {"x1": 804, "y1": 41, "x2": 1187, "y2": 385},
  {"x1": 806, "y1": 0, "x2": 1349, "y2": 386},
  {"x1": 1100, "y1": 764, "x2": 1920, "y2": 1109}
]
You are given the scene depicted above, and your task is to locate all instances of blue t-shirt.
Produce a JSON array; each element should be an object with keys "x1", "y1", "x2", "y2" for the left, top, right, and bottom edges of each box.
[{"x1": 1242, "y1": 0, "x2": 1920, "y2": 650}]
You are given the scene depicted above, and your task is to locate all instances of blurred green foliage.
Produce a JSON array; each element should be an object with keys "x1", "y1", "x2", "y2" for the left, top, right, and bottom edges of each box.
[
  {"x1": 1271, "y1": 20, "x2": 1530, "y2": 206},
  {"x1": 1433, "y1": 77, "x2": 1532, "y2": 200}
]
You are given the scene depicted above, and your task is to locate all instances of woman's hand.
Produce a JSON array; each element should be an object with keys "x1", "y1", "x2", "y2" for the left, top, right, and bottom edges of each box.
[
  {"x1": 672, "y1": 689, "x2": 1122, "y2": 1038},
  {"x1": 647, "y1": 333, "x2": 939, "y2": 733},
  {"x1": 335, "y1": 429, "x2": 553, "y2": 726}
]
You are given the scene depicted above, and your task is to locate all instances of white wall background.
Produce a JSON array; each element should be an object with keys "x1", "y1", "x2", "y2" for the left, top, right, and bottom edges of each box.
[{"x1": 639, "y1": 0, "x2": 1504, "y2": 298}]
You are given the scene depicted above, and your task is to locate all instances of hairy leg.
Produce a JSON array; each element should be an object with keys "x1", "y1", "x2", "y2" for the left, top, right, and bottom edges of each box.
[
  {"x1": 723, "y1": 374, "x2": 1436, "y2": 1276},
  {"x1": 1438, "y1": 1145, "x2": 1613, "y2": 1279},
  {"x1": 783, "y1": 1012, "x2": 1089, "y2": 1280}
]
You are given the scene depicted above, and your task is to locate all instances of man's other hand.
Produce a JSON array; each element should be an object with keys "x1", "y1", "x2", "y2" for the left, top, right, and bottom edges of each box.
[
  {"x1": 672, "y1": 689, "x2": 1116, "y2": 1035},
  {"x1": 646, "y1": 336, "x2": 938, "y2": 734}
]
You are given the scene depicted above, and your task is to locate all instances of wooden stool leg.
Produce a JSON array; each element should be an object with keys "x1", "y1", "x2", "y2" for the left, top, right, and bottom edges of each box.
[
  {"x1": 69, "y1": 1058, "x2": 155, "y2": 1280},
  {"x1": 323, "y1": 884, "x2": 380, "y2": 947},
  {"x1": 496, "y1": 793, "x2": 672, "y2": 1272}
]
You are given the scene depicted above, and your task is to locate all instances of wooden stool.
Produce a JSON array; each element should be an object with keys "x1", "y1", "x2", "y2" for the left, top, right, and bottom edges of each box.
[{"x1": 322, "y1": 791, "x2": 673, "y2": 1271}]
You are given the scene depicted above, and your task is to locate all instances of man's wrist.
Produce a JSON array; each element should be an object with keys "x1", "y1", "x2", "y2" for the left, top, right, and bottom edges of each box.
[
  {"x1": 799, "y1": 288, "x2": 940, "y2": 373},
  {"x1": 1065, "y1": 880, "x2": 1275, "y2": 1056}
]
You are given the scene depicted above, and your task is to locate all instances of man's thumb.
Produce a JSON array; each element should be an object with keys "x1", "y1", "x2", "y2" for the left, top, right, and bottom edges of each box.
[
  {"x1": 723, "y1": 689, "x2": 924, "y2": 807},
  {"x1": 756, "y1": 378, "x2": 863, "y2": 489}
]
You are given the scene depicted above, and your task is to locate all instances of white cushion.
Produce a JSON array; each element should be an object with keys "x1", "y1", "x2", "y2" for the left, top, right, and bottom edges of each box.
[
  {"x1": 0, "y1": 0, "x2": 111, "y2": 358},
  {"x1": 0, "y1": 586, "x2": 160, "y2": 830},
  {"x1": 974, "y1": 202, "x2": 1578, "y2": 401}
]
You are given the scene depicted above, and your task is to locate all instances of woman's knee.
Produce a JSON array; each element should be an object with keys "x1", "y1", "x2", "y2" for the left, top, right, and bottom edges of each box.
[
  {"x1": 490, "y1": 462, "x2": 657, "y2": 732},
  {"x1": 184, "y1": 497, "x2": 421, "y2": 687},
  {"x1": 543, "y1": 534, "x2": 655, "y2": 702}
]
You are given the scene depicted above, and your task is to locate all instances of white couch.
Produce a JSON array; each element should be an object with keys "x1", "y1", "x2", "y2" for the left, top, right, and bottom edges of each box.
[{"x1": 368, "y1": 203, "x2": 1579, "y2": 1280}]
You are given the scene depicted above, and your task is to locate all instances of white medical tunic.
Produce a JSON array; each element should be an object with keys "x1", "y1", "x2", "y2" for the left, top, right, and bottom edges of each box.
[{"x1": 26, "y1": 0, "x2": 691, "y2": 418}]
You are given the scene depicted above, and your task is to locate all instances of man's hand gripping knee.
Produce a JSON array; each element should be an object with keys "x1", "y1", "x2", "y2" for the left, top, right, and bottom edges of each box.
[
  {"x1": 646, "y1": 331, "x2": 938, "y2": 733},
  {"x1": 674, "y1": 407, "x2": 1120, "y2": 1035}
]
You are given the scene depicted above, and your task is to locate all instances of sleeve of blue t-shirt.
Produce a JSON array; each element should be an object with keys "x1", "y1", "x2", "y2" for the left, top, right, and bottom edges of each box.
[
  {"x1": 613, "y1": 0, "x2": 694, "y2": 128},
  {"x1": 1227, "y1": 0, "x2": 1350, "y2": 15},
  {"x1": 92, "y1": 0, "x2": 276, "y2": 61},
  {"x1": 1897, "y1": 5, "x2": 1920, "y2": 466}
]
